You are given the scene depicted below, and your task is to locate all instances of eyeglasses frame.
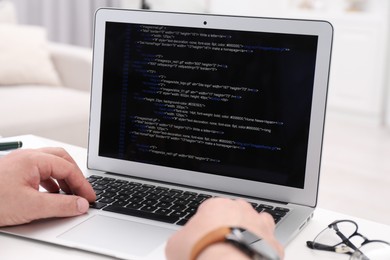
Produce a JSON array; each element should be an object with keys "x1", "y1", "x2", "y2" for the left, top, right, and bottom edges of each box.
[{"x1": 306, "y1": 219, "x2": 390, "y2": 257}]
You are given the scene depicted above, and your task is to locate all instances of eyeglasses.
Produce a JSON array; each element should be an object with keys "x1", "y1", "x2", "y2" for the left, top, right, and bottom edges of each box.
[{"x1": 306, "y1": 219, "x2": 390, "y2": 260}]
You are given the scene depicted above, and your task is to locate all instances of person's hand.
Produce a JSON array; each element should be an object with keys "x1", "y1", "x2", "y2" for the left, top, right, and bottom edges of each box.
[
  {"x1": 166, "y1": 197, "x2": 284, "y2": 260},
  {"x1": 0, "y1": 147, "x2": 96, "y2": 227}
]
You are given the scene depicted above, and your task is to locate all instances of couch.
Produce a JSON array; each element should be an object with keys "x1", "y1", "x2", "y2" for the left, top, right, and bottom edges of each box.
[{"x1": 0, "y1": 1, "x2": 92, "y2": 147}]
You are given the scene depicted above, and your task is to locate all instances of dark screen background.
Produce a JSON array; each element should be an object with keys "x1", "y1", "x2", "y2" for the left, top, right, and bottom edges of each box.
[{"x1": 99, "y1": 22, "x2": 318, "y2": 188}]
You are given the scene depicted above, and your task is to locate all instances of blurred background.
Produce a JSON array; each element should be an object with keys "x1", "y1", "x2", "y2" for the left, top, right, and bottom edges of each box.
[
  {"x1": 1, "y1": 0, "x2": 390, "y2": 225},
  {"x1": 7, "y1": 0, "x2": 390, "y2": 126}
]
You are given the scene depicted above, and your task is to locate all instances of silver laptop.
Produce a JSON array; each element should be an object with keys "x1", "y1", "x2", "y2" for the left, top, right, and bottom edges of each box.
[{"x1": 0, "y1": 8, "x2": 333, "y2": 260}]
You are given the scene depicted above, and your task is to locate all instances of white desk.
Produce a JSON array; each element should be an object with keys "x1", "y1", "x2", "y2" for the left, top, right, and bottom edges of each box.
[{"x1": 1, "y1": 135, "x2": 390, "y2": 260}]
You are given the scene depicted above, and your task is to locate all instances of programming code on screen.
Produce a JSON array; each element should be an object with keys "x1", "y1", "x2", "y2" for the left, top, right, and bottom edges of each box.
[{"x1": 99, "y1": 22, "x2": 318, "y2": 188}]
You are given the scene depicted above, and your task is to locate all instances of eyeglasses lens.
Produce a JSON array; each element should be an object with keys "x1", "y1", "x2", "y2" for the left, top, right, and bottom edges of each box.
[
  {"x1": 350, "y1": 242, "x2": 390, "y2": 260},
  {"x1": 313, "y1": 221, "x2": 357, "y2": 250}
]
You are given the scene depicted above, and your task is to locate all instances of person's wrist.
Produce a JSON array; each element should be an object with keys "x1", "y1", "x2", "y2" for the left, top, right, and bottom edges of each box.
[{"x1": 198, "y1": 242, "x2": 250, "y2": 260}]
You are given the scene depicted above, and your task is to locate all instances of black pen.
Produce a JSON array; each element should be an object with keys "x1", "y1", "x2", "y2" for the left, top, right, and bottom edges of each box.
[{"x1": 0, "y1": 141, "x2": 23, "y2": 151}]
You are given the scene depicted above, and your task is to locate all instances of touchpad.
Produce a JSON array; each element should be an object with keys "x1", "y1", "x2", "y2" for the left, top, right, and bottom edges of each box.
[{"x1": 58, "y1": 215, "x2": 175, "y2": 257}]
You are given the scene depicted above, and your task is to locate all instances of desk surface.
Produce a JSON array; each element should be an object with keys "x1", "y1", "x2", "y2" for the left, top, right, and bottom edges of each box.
[{"x1": 1, "y1": 135, "x2": 390, "y2": 260}]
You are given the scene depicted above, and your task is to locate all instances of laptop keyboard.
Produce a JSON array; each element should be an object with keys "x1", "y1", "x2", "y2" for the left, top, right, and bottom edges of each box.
[{"x1": 87, "y1": 175, "x2": 290, "y2": 226}]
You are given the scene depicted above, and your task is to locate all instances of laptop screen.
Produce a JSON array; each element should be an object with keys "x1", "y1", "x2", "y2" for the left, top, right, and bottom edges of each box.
[{"x1": 98, "y1": 21, "x2": 318, "y2": 189}]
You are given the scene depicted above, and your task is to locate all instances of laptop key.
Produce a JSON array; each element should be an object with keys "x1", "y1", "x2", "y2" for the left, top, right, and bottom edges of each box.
[
  {"x1": 133, "y1": 186, "x2": 151, "y2": 192},
  {"x1": 267, "y1": 210, "x2": 287, "y2": 218},
  {"x1": 103, "y1": 205, "x2": 180, "y2": 224},
  {"x1": 155, "y1": 201, "x2": 173, "y2": 209},
  {"x1": 129, "y1": 181, "x2": 142, "y2": 186},
  {"x1": 89, "y1": 202, "x2": 107, "y2": 209},
  {"x1": 115, "y1": 194, "x2": 130, "y2": 201},
  {"x1": 171, "y1": 204, "x2": 187, "y2": 211},
  {"x1": 94, "y1": 179, "x2": 111, "y2": 185},
  {"x1": 140, "y1": 205, "x2": 158, "y2": 212},
  {"x1": 143, "y1": 198, "x2": 158, "y2": 206},
  {"x1": 89, "y1": 175, "x2": 103, "y2": 179},
  {"x1": 170, "y1": 210, "x2": 188, "y2": 218},
  {"x1": 86, "y1": 177, "x2": 98, "y2": 183},
  {"x1": 99, "y1": 197, "x2": 116, "y2": 204},
  {"x1": 184, "y1": 211, "x2": 196, "y2": 221},
  {"x1": 114, "y1": 179, "x2": 129, "y2": 184},
  {"x1": 102, "y1": 191, "x2": 117, "y2": 198},
  {"x1": 273, "y1": 217, "x2": 282, "y2": 224},
  {"x1": 129, "y1": 196, "x2": 144, "y2": 203},
  {"x1": 174, "y1": 199, "x2": 188, "y2": 206},
  {"x1": 275, "y1": 207, "x2": 290, "y2": 212},
  {"x1": 262, "y1": 209, "x2": 285, "y2": 224},
  {"x1": 184, "y1": 191, "x2": 197, "y2": 196},
  {"x1": 94, "y1": 189, "x2": 104, "y2": 196},
  {"x1": 127, "y1": 202, "x2": 143, "y2": 209},
  {"x1": 107, "y1": 183, "x2": 123, "y2": 189},
  {"x1": 92, "y1": 184, "x2": 107, "y2": 191},
  {"x1": 155, "y1": 186, "x2": 169, "y2": 191},
  {"x1": 118, "y1": 189, "x2": 135, "y2": 196},
  {"x1": 142, "y1": 184, "x2": 155, "y2": 189},
  {"x1": 259, "y1": 204, "x2": 274, "y2": 209},
  {"x1": 160, "y1": 196, "x2": 176, "y2": 203},
  {"x1": 192, "y1": 196, "x2": 208, "y2": 203},
  {"x1": 160, "y1": 191, "x2": 179, "y2": 197},
  {"x1": 176, "y1": 194, "x2": 192, "y2": 200},
  {"x1": 155, "y1": 208, "x2": 172, "y2": 216},
  {"x1": 255, "y1": 205, "x2": 274, "y2": 212},
  {"x1": 170, "y1": 189, "x2": 183, "y2": 194},
  {"x1": 112, "y1": 201, "x2": 128, "y2": 207},
  {"x1": 187, "y1": 201, "x2": 201, "y2": 208},
  {"x1": 176, "y1": 219, "x2": 189, "y2": 226}
]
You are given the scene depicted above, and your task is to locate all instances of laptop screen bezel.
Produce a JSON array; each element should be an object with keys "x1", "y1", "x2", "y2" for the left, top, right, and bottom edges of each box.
[{"x1": 88, "y1": 8, "x2": 333, "y2": 208}]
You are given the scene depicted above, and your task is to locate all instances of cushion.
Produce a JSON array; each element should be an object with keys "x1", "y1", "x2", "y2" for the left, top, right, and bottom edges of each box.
[
  {"x1": 0, "y1": 1, "x2": 17, "y2": 24},
  {"x1": 0, "y1": 24, "x2": 62, "y2": 86}
]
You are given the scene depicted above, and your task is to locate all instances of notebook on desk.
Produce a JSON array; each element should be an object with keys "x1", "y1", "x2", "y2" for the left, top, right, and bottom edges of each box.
[{"x1": 0, "y1": 8, "x2": 333, "y2": 260}]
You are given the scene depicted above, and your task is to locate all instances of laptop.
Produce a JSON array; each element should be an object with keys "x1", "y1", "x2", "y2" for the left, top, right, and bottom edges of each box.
[{"x1": 0, "y1": 8, "x2": 333, "y2": 260}]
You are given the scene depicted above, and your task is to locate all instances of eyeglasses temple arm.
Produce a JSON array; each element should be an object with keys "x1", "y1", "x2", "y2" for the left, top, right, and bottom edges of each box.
[{"x1": 306, "y1": 241, "x2": 337, "y2": 252}]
